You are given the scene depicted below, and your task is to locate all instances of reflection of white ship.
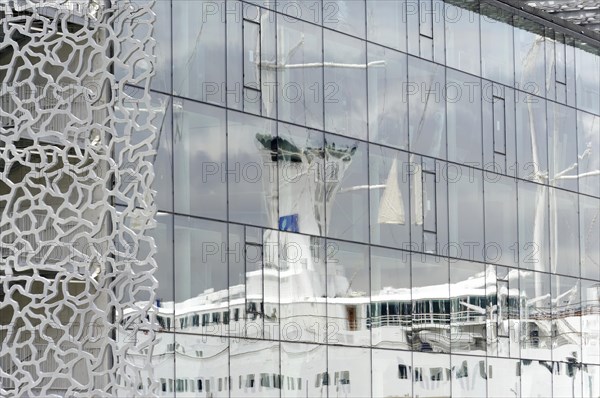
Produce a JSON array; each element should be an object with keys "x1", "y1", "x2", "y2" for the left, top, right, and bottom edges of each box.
[{"x1": 122, "y1": 133, "x2": 599, "y2": 398}]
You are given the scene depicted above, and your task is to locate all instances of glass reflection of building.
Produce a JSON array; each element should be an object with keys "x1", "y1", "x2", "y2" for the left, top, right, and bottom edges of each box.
[{"x1": 132, "y1": 0, "x2": 599, "y2": 397}]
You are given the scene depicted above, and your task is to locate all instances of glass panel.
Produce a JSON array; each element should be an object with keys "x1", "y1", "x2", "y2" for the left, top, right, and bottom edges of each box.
[
  {"x1": 327, "y1": 345, "x2": 371, "y2": 397},
  {"x1": 174, "y1": 99, "x2": 226, "y2": 220},
  {"x1": 485, "y1": 175, "x2": 518, "y2": 267},
  {"x1": 174, "y1": 217, "x2": 228, "y2": 336},
  {"x1": 581, "y1": 280, "x2": 600, "y2": 365},
  {"x1": 153, "y1": 332, "x2": 175, "y2": 395},
  {"x1": 487, "y1": 358, "x2": 520, "y2": 398},
  {"x1": 323, "y1": 0, "x2": 366, "y2": 39},
  {"x1": 280, "y1": 342, "x2": 326, "y2": 398},
  {"x1": 582, "y1": 365, "x2": 600, "y2": 397},
  {"x1": 371, "y1": 247, "x2": 411, "y2": 349},
  {"x1": 369, "y1": 145, "x2": 410, "y2": 249},
  {"x1": 516, "y1": 96, "x2": 547, "y2": 181},
  {"x1": 173, "y1": 0, "x2": 225, "y2": 105},
  {"x1": 153, "y1": 213, "x2": 174, "y2": 326},
  {"x1": 227, "y1": 111, "x2": 277, "y2": 229},
  {"x1": 175, "y1": 334, "x2": 228, "y2": 398},
  {"x1": 448, "y1": 165, "x2": 484, "y2": 262},
  {"x1": 551, "y1": 275, "x2": 581, "y2": 363},
  {"x1": 277, "y1": 16, "x2": 323, "y2": 130},
  {"x1": 115, "y1": 92, "x2": 172, "y2": 212},
  {"x1": 372, "y1": 348, "x2": 412, "y2": 397},
  {"x1": 279, "y1": 233, "x2": 327, "y2": 344},
  {"x1": 487, "y1": 265, "x2": 520, "y2": 358},
  {"x1": 324, "y1": 30, "x2": 367, "y2": 140},
  {"x1": 450, "y1": 260, "x2": 486, "y2": 355},
  {"x1": 518, "y1": 180, "x2": 551, "y2": 273},
  {"x1": 451, "y1": 355, "x2": 487, "y2": 397},
  {"x1": 575, "y1": 45, "x2": 600, "y2": 115},
  {"x1": 408, "y1": 56, "x2": 446, "y2": 159},
  {"x1": 444, "y1": 0, "x2": 480, "y2": 76},
  {"x1": 514, "y1": 16, "x2": 546, "y2": 97},
  {"x1": 547, "y1": 102, "x2": 578, "y2": 191},
  {"x1": 278, "y1": 123, "x2": 325, "y2": 236},
  {"x1": 412, "y1": 253, "x2": 449, "y2": 353},
  {"x1": 325, "y1": 135, "x2": 368, "y2": 242},
  {"x1": 277, "y1": 0, "x2": 322, "y2": 24},
  {"x1": 231, "y1": 339, "x2": 280, "y2": 397},
  {"x1": 521, "y1": 360, "x2": 553, "y2": 398},
  {"x1": 407, "y1": 0, "x2": 445, "y2": 63},
  {"x1": 326, "y1": 240, "x2": 369, "y2": 346},
  {"x1": 480, "y1": 4, "x2": 514, "y2": 86},
  {"x1": 412, "y1": 352, "x2": 451, "y2": 397},
  {"x1": 410, "y1": 157, "x2": 449, "y2": 256},
  {"x1": 549, "y1": 188, "x2": 580, "y2": 277},
  {"x1": 580, "y1": 196, "x2": 600, "y2": 281},
  {"x1": 446, "y1": 69, "x2": 482, "y2": 167},
  {"x1": 577, "y1": 111, "x2": 600, "y2": 197},
  {"x1": 149, "y1": 0, "x2": 171, "y2": 93},
  {"x1": 520, "y1": 270, "x2": 551, "y2": 360},
  {"x1": 367, "y1": 43, "x2": 408, "y2": 150},
  {"x1": 366, "y1": 0, "x2": 407, "y2": 52}
]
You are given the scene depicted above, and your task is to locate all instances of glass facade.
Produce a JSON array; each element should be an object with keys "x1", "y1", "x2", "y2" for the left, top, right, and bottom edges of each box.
[{"x1": 141, "y1": 0, "x2": 600, "y2": 396}]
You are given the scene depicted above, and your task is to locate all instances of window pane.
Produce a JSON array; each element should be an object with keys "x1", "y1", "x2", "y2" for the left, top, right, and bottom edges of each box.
[
  {"x1": 278, "y1": 123, "x2": 325, "y2": 236},
  {"x1": 326, "y1": 135, "x2": 368, "y2": 242},
  {"x1": 581, "y1": 280, "x2": 600, "y2": 365},
  {"x1": 327, "y1": 345, "x2": 370, "y2": 397},
  {"x1": 277, "y1": 16, "x2": 323, "y2": 130},
  {"x1": 367, "y1": 0, "x2": 407, "y2": 52},
  {"x1": 174, "y1": 100, "x2": 226, "y2": 220},
  {"x1": 277, "y1": 0, "x2": 322, "y2": 24},
  {"x1": 552, "y1": 275, "x2": 581, "y2": 362},
  {"x1": 444, "y1": 0, "x2": 480, "y2": 76},
  {"x1": 175, "y1": 334, "x2": 227, "y2": 397},
  {"x1": 448, "y1": 165, "x2": 484, "y2": 262},
  {"x1": 450, "y1": 260, "x2": 486, "y2": 355},
  {"x1": 367, "y1": 43, "x2": 408, "y2": 150},
  {"x1": 228, "y1": 111, "x2": 277, "y2": 228},
  {"x1": 451, "y1": 355, "x2": 487, "y2": 397},
  {"x1": 514, "y1": 16, "x2": 546, "y2": 97},
  {"x1": 327, "y1": 240, "x2": 369, "y2": 346},
  {"x1": 153, "y1": 213, "x2": 174, "y2": 321},
  {"x1": 575, "y1": 44, "x2": 600, "y2": 115},
  {"x1": 516, "y1": 96, "x2": 547, "y2": 181},
  {"x1": 520, "y1": 270, "x2": 551, "y2": 360},
  {"x1": 173, "y1": 0, "x2": 225, "y2": 105},
  {"x1": 447, "y1": 70, "x2": 482, "y2": 167},
  {"x1": 480, "y1": 4, "x2": 514, "y2": 86},
  {"x1": 369, "y1": 145, "x2": 410, "y2": 249},
  {"x1": 518, "y1": 180, "x2": 551, "y2": 273},
  {"x1": 372, "y1": 349, "x2": 412, "y2": 397},
  {"x1": 174, "y1": 216, "x2": 228, "y2": 335},
  {"x1": 323, "y1": 0, "x2": 366, "y2": 39},
  {"x1": 231, "y1": 339, "x2": 279, "y2": 396},
  {"x1": 521, "y1": 360, "x2": 552, "y2": 397},
  {"x1": 412, "y1": 253, "x2": 449, "y2": 353},
  {"x1": 549, "y1": 188, "x2": 580, "y2": 277},
  {"x1": 150, "y1": 0, "x2": 171, "y2": 92},
  {"x1": 547, "y1": 102, "x2": 577, "y2": 191},
  {"x1": 281, "y1": 342, "x2": 326, "y2": 398},
  {"x1": 279, "y1": 233, "x2": 326, "y2": 344},
  {"x1": 577, "y1": 111, "x2": 600, "y2": 197},
  {"x1": 487, "y1": 358, "x2": 521, "y2": 398},
  {"x1": 580, "y1": 196, "x2": 600, "y2": 281},
  {"x1": 371, "y1": 247, "x2": 411, "y2": 349},
  {"x1": 413, "y1": 352, "x2": 451, "y2": 397},
  {"x1": 408, "y1": 56, "x2": 446, "y2": 159},
  {"x1": 485, "y1": 175, "x2": 518, "y2": 267},
  {"x1": 324, "y1": 30, "x2": 367, "y2": 140}
]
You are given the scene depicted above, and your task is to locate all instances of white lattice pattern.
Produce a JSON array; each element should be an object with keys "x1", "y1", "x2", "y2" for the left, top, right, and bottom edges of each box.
[{"x1": 0, "y1": 1, "x2": 158, "y2": 396}]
